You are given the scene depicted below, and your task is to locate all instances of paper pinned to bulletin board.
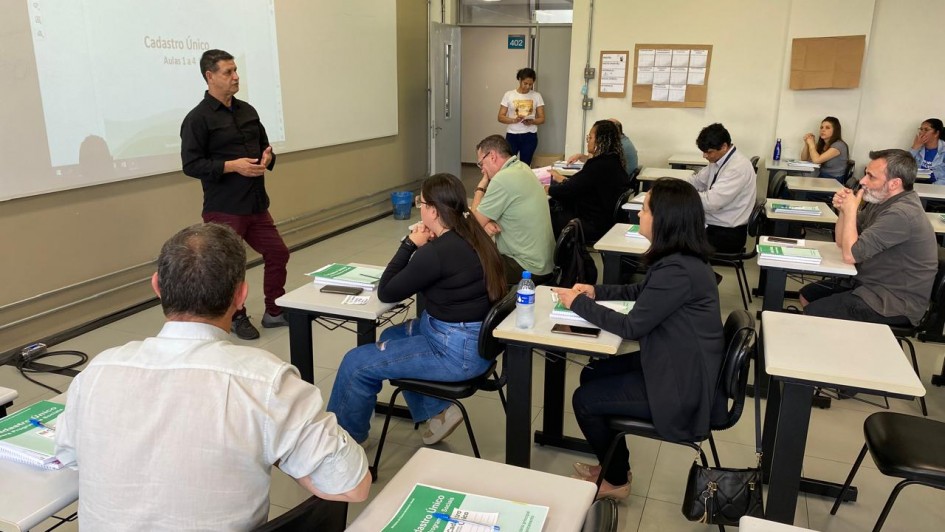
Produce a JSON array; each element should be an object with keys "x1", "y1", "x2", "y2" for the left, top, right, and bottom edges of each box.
[
  {"x1": 598, "y1": 51, "x2": 629, "y2": 98},
  {"x1": 632, "y1": 43, "x2": 712, "y2": 108}
]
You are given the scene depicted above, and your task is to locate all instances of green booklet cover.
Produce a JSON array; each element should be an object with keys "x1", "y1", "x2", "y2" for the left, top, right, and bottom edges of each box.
[
  {"x1": 382, "y1": 483, "x2": 547, "y2": 532},
  {"x1": 0, "y1": 400, "x2": 65, "y2": 468},
  {"x1": 770, "y1": 203, "x2": 820, "y2": 213},
  {"x1": 306, "y1": 263, "x2": 384, "y2": 288},
  {"x1": 757, "y1": 244, "x2": 822, "y2": 260},
  {"x1": 624, "y1": 225, "x2": 646, "y2": 238}
]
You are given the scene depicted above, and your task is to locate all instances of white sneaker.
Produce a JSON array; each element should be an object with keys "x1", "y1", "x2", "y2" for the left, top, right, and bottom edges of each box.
[{"x1": 422, "y1": 405, "x2": 464, "y2": 445}]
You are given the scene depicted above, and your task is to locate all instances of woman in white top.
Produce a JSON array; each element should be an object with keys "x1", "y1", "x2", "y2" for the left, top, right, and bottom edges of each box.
[
  {"x1": 498, "y1": 67, "x2": 545, "y2": 166},
  {"x1": 801, "y1": 116, "x2": 849, "y2": 183}
]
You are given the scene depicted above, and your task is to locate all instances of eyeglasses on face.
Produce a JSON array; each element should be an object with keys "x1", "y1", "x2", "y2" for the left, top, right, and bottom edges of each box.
[
  {"x1": 476, "y1": 152, "x2": 490, "y2": 169},
  {"x1": 414, "y1": 196, "x2": 428, "y2": 208}
]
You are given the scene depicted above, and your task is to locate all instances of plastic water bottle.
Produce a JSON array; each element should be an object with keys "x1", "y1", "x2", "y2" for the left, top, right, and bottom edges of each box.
[
  {"x1": 515, "y1": 271, "x2": 536, "y2": 329},
  {"x1": 773, "y1": 138, "x2": 782, "y2": 161}
]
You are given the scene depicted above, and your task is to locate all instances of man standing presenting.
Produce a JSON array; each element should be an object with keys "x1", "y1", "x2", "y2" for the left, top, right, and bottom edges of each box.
[
  {"x1": 181, "y1": 49, "x2": 289, "y2": 339},
  {"x1": 800, "y1": 149, "x2": 937, "y2": 326},
  {"x1": 471, "y1": 135, "x2": 555, "y2": 284},
  {"x1": 55, "y1": 223, "x2": 370, "y2": 530},
  {"x1": 688, "y1": 123, "x2": 757, "y2": 253}
]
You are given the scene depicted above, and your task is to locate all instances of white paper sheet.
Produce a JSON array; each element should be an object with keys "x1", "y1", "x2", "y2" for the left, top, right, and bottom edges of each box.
[
  {"x1": 637, "y1": 49, "x2": 655, "y2": 68},
  {"x1": 636, "y1": 67, "x2": 654, "y2": 85},
  {"x1": 651, "y1": 84, "x2": 669, "y2": 101},
  {"x1": 669, "y1": 67, "x2": 688, "y2": 85},
  {"x1": 668, "y1": 85, "x2": 687, "y2": 102},
  {"x1": 600, "y1": 52, "x2": 628, "y2": 93},
  {"x1": 671, "y1": 49, "x2": 690, "y2": 67},
  {"x1": 654, "y1": 49, "x2": 672, "y2": 67},
  {"x1": 687, "y1": 67, "x2": 706, "y2": 85},
  {"x1": 652, "y1": 67, "x2": 671, "y2": 84},
  {"x1": 689, "y1": 49, "x2": 708, "y2": 68}
]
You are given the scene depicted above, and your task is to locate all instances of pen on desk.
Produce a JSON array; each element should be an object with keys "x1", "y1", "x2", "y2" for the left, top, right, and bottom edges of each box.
[
  {"x1": 29, "y1": 418, "x2": 55, "y2": 431},
  {"x1": 431, "y1": 513, "x2": 500, "y2": 531},
  {"x1": 358, "y1": 273, "x2": 381, "y2": 280}
]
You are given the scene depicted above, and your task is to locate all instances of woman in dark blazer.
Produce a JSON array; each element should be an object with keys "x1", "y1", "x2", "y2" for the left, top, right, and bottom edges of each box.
[
  {"x1": 546, "y1": 120, "x2": 630, "y2": 242},
  {"x1": 552, "y1": 178, "x2": 725, "y2": 500}
]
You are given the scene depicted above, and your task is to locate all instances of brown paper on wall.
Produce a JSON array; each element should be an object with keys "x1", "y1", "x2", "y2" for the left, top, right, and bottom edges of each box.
[{"x1": 790, "y1": 35, "x2": 865, "y2": 90}]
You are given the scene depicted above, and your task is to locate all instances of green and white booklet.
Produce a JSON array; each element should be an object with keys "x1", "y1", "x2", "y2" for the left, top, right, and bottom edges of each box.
[
  {"x1": 770, "y1": 203, "x2": 822, "y2": 216},
  {"x1": 306, "y1": 263, "x2": 384, "y2": 290},
  {"x1": 0, "y1": 400, "x2": 65, "y2": 470},
  {"x1": 624, "y1": 225, "x2": 648, "y2": 239},
  {"x1": 757, "y1": 244, "x2": 822, "y2": 264},
  {"x1": 550, "y1": 294, "x2": 633, "y2": 327},
  {"x1": 382, "y1": 483, "x2": 548, "y2": 532}
]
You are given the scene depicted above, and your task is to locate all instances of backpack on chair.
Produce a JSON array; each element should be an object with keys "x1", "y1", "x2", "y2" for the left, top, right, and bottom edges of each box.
[{"x1": 552, "y1": 218, "x2": 598, "y2": 287}]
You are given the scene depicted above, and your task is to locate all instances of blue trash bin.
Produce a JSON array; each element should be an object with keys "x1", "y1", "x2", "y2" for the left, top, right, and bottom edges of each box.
[{"x1": 391, "y1": 191, "x2": 414, "y2": 220}]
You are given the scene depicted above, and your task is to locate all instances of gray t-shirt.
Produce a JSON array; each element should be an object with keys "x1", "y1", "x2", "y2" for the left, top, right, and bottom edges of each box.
[
  {"x1": 818, "y1": 139, "x2": 849, "y2": 179},
  {"x1": 851, "y1": 190, "x2": 938, "y2": 325},
  {"x1": 621, "y1": 135, "x2": 639, "y2": 176}
]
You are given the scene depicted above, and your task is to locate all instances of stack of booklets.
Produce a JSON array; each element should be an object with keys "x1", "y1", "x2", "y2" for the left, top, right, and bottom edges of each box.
[
  {"x1": 785, "y1": 159, "x2": 819, "y2": 169},
  {"x1": 307, "y1": 263, "x2": 384, "y2": 290},
  {"x1": 770, "y1": 203, "x2": 822, "y2": 216},
  {"x1": 0, "y1": 400, "x2": 66, "y2": 470},
  {"x1": 383, "y1": 483, "x2": 548, "y2": 532},
  {"x1": 624, "y1": 225, "x2": 648, "y2": 239},
  {"x1": 553, "y1": 161, "x2": 583, "y2": 171},
  {"x1": 550, "y1": 296, "x2": 633, "y2": 327},
  {"x1": 757, "y1": 244, "x2": 822, "y2": 264}
]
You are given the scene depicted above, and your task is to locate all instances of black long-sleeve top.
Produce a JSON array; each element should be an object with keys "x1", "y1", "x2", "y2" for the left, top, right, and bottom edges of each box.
[
  {"x1": 570, "y1": 253, "x2": 725, "y2": 441},
  {"x1": 378, "y1": 231, "x2": 491, "y2": 323},
  {"x1": 180, "y1": 91, "x2": 276, "y2": 215},
  {"x1": 547, "y1": 152, "x2": 629, "y2": 241}
]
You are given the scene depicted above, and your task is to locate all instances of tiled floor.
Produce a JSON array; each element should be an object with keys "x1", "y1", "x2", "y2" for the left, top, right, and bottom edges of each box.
[{"x1": 5, "y1": 205, "x2": 945, "y2": 531}]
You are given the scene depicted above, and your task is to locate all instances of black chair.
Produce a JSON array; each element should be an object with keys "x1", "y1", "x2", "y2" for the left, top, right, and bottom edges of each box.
[
  {"x1": 830, "y1": 412, "x2": 945, "y2": 532},
  {"x1": 612, "y1": 188, "x2": 635, "y2": 225},
  {"x1": 887, "y1": 257, "x2": 945, "y2": 416},
  {"x1": 711, "y1": 201, "x2": 767, "y2": 310},
  {"x1": 582, "y1": 498, "x2": 618, "y2": 532},
  {"x1": 551, "y1": 218, "x2": 598, "y2": 288},
  {"x1": 251, "y1": 496, "x2": 347, "y2": 532},
  {"x1": 628, "y1": 165, "x2": 642, "y2": 194},
  {"x1": 370, "y1": 290, "x2": 516, "y2": 480},
  {"x1": 844, "y1": 159, "x2": 856, "y2": 180},
  {"x1": 749, "y1": 155, "x2": 760, "y2": 173},
  {"x1": 0, "y1": 387, "x2": 16, "y2": 417},
  {"x1": 767, "y1": 170, "x2": 788, "y2": 199},
  {"x1": 594, "y1": 310, "x2": 756, "y2": 501}
]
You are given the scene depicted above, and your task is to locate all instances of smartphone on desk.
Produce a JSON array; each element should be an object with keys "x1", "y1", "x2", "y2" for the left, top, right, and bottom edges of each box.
[
  {"x1": 319, "y1": 285, "x2": 363, "y2": 296},
  {"x1": 766, "y1": 236, "x2": 800, "y2": 245},
  {"x1": 551, "y1": 323, "x2": 601, "y2": 338}
]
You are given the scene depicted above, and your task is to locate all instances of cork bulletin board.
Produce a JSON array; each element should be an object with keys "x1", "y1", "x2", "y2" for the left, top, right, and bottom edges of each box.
[
  {"x1": 790, "y1": 35, "x2": 865, "y2": 90},
  {"x1": 631, "y1": 43, "x2": 713, "y2": 108}
]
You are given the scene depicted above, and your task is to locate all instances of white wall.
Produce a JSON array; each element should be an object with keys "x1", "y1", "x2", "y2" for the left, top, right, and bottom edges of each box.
[{"x1": 565, "y1": 0, "x2": 945, "y2": 179}]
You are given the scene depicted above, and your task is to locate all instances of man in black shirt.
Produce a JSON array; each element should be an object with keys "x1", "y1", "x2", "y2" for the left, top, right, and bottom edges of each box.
[{"x1": 180, "y1": 49, "x2": 289, "y2": 339}]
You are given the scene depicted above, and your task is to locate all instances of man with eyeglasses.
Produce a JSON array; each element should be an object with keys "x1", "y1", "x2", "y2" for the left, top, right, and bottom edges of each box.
[
  {"x1": 799, "y1": 149, "x2": 937, "y2": 328},
  {"x1": 471, "y1": 134, "x2": 555, "y2": 284}
]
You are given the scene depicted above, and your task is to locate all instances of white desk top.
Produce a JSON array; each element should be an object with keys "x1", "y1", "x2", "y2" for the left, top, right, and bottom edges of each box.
[
  {"x1": 493, "y1": 286, "x2": 632, "y2": 355},
  {"x1": 667, "y1": 153, "x2": 707, "y2": 167},
  {"x1": 620, "y1": 192, "x2": 646, "y2": 211},
  {"x1": 739, "y1": 516, "x2": 818, "y2": 531},
  {"x1": 638, "y1": 167, "x2": 694, "y2": 181},
  {"x1": 276, "y1": 264, "x2": 397, "y2": 321},
  {"x1": 765, "y1": 199, "x2": 838, "y2": 224},
  {"x1": 767, "y1": 159, "x2": 820, "y2": 173},
  {"x1": 0, "y1": 396, "x2": 77, "y2": 532},
  {"x1": 915, "y1": 183, "x2": 945, "y2": 200},
  {"x1": 757, "y1": 238, "x2": 856, "y2": 276},
  {"x1": 593, "y1": 223, "x2": 651, "y2": 255},
  {"x1": 348, "y1": 448, "x2": 596, "y2": 532},
  {"x1": 927, "y1": 212, "x2": 945, "y2": 234},
  {"x1": 762, "y1": 312, "x2": 925, "y2": 397},
  {"x1": 785, "y1": 176, "x2": 842, "y2": 193}
]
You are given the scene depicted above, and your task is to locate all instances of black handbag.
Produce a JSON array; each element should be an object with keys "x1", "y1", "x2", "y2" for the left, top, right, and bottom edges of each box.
[{"x1": 681, "y1": 330, "x2": 764, "y2": 525}]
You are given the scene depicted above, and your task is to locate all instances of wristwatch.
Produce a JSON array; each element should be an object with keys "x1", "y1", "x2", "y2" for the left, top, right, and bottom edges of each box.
[{"x1": 476, "y1": 186, "x2": 487, "y2": 194}]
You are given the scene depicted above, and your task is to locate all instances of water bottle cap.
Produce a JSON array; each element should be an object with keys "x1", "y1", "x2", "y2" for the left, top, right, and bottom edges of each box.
[{"x1": 522, "y1": 271, "x2": 532, "y2": 279}]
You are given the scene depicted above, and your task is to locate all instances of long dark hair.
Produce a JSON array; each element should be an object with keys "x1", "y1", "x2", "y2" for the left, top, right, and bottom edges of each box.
[
  {"x1": 590, "y1": 120, "x2": 626, "y2": 171},
  {"x1": 816, "y1": 116, "x2": 843, "y2": 152},
  {"x1": 923, "y1": 118, "x2": 944, "y2": 141},
  {"x1": 644, "y1": 178, "x2": 713, "y2": 264},
  {"x1": 421, "y1": 174, "x2": 506, "y2": 302}
]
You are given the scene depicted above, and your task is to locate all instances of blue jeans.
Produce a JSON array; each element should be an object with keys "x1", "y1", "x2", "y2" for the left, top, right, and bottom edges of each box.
[
  {"x1": 326, "y1": 312, "x2": 490, "y2": 443},
  {"x1": 506, "y1": 132, "x2": 538, "y2": 166}
]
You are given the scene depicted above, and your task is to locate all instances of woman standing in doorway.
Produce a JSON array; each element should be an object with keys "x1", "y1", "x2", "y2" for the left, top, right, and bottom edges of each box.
[{"x1": 498, "y1": 67, "x2": 545, "y2": 166}]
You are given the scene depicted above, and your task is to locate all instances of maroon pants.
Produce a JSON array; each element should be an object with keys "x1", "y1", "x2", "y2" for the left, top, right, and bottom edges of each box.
[{"x1": 203, "y1": 211, "x2": 289, "y2": 316}]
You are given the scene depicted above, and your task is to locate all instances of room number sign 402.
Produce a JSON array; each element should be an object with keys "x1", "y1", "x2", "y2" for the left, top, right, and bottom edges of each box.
[{"x1": 508, "y1": 35, "x2": 525, "y2": 49}]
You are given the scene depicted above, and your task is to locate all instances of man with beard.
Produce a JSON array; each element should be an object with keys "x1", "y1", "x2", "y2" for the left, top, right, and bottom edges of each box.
[{"x1": 799, "y1": 149, "x2": 937, "y2": 327}]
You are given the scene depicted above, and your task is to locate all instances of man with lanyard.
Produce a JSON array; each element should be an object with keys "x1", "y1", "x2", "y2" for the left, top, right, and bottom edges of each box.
[
  {"x1": 180, "y1": 49, "x2": 290, "y2": 340},
  {"x1": 687, "y1": 123, "x2": 757, "y2": 253}
]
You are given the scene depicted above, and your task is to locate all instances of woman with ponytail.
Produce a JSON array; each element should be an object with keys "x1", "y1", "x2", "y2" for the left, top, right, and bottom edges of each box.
[{"x1": 327, "y1": 173, "x2": 506, "y2": 446}]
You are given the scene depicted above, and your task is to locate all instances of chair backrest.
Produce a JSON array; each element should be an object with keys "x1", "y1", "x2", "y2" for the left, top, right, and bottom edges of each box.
[
  {"x1": 918, "y1": 252, "x2": 945, "y2": 331},
  {"x1": 552, "y1": 218, "x2": 599, "y2": 287},
  {"x1": 712, "y1": 309, "x2": 757, "y2": 431},
  {"x1": 612, "y1": 188, "x2": 635, "y2": 224},
  {"x1": 581, "y1": 498, "x2": 618, "y2": 532},
  {"x1": 749, "y1": 155, "x2": 760, "y2": 173},
  {"x1": 477, "y1": 289, "x2": 517, "y2": 362},
  {"x1": 845, "y1": 159, "x2": 856, "y2": 180},
  {"x1": 747, "y1": 199, "x2": 767, "y2": 238},
  {"x1": 844, "y1": 175, "x2": 859, "y2": 189},
  {"x1": 767, "y1": 170, "x2": 787, "y2": 198},
  {"x1": 251, "y1": 496, "x2": 346, "y2": 532}
]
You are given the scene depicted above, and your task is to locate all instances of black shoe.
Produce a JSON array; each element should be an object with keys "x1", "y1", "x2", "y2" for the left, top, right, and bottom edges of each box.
[
  {"x1": 231, "y1": 314, "x2": 260, "y2": 340},
  {"x1": 261, "y1": 312, "x2": 289, "y2": 328}
]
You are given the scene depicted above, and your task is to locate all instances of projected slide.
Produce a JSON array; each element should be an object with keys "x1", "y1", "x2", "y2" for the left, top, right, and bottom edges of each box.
[{"x1": 26, "y1": 0, "x2": 284, "y2": 173}]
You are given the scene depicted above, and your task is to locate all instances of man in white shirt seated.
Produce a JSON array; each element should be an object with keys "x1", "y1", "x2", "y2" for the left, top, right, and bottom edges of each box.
[
  {"x1": 55, "y1": 223, "x2": 370, "y2": 531},
  {"x1": 687, "y1": 123, "x2": 757, "y2": 253}
]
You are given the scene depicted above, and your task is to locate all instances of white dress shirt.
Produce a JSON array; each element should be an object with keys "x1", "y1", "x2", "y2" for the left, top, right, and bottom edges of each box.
[
  {"x1": 688, "y1": 146, "x2": 757, "y2": 227},
  {"x1": 55, "y1": 321, "x2": 367, "y2": 531}
]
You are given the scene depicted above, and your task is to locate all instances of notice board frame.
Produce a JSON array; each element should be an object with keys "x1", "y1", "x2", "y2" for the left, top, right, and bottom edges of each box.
[{"x1": 631, "y1": 43, "x2": 713, "y2": 108}]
